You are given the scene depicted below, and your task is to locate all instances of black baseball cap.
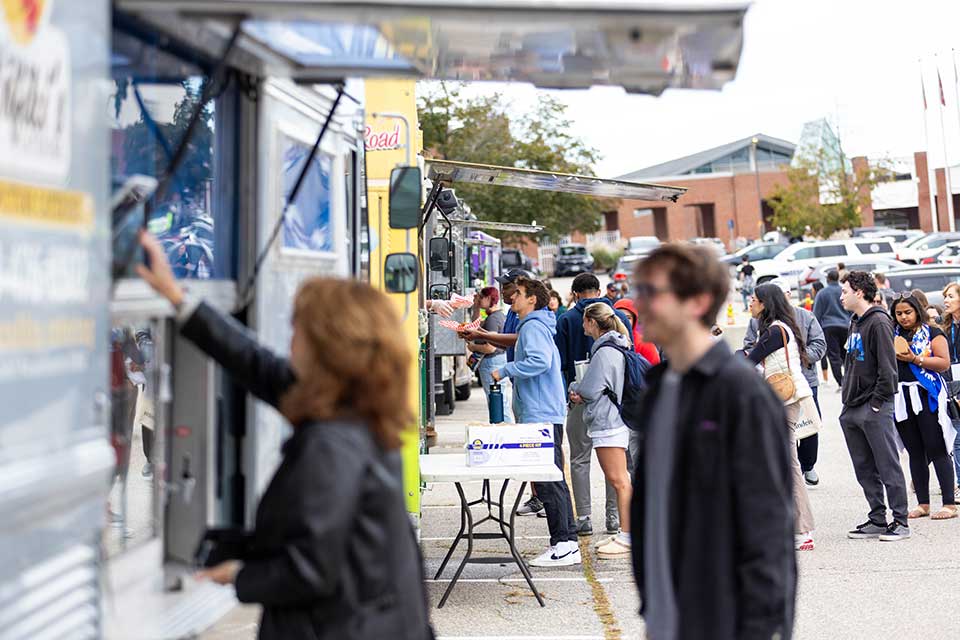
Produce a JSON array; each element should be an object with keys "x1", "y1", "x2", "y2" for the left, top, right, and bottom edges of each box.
[
  {"x1": 495, "y1": 268, "x2": 535, "y2": 285},
  {"x1": 606, "y1": 282, "x2": 619, "y2": 291}
]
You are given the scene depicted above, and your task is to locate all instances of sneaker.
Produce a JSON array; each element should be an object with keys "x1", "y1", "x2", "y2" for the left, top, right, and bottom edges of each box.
[
  {"x1": 794, "y1": 533, "x2": 814, "y2": 551},
  {"x1": 576, "y1": 517, "x2": 593, "y2": 536},
  {"x1": 516, "y1": 496, "x2": 544, "y2": 517},
  {"x1": 528, "y1": 544, "x2": 582, "y2": 567},
  {"x1": 803, "y1": 470, "x2": 819, "y2": 487},
  {"x1": 879, "y1": 521, "x2": 911, "y2": 542},
  {"x1": 536, "y1": 509, "x2": 547, "y2": 518},
  {"x1": 605, "y1": 514, "x2": 620, "y2": 535},
  {"x1": 596, "y1": 536, "x2": 632, "y2": 558},
  {"x1": 594, "y1": 534, "x2": 618, "y2": 549},
  {"x1": 141, "y1": 463, "x2": 154, "y2": 479},
  {"x1": 847, "y1": 520, "x2": 887, "y2": 539}
]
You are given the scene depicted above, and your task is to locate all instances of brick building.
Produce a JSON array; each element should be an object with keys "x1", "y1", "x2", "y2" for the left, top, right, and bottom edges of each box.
[{"x1": 611, "y1": 133, "x2": 795, "y2": 250}]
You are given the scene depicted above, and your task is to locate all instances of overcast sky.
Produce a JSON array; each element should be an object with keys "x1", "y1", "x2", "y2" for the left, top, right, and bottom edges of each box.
[{"x1": 441, "y1": 0, "x2": 960, "y2": 178}]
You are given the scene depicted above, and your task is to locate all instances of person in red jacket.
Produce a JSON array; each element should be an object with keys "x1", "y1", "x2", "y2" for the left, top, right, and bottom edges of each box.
[{"x1": 614, "y1": 298, "x2": 661, "y2": 365}]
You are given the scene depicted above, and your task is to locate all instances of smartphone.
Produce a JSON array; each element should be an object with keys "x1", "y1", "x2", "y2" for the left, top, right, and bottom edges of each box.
[{"x1": 111, "y1": 175, "x2": 158, "y2": 280}]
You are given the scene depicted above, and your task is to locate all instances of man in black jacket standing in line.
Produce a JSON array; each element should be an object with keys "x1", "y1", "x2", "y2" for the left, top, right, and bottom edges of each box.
[
  {"x1": 838, "y1": 271, "x2": 910, "y2": 541},
  {"x1": 630, "y1": 244, "x2": 795, "y2": 640}
]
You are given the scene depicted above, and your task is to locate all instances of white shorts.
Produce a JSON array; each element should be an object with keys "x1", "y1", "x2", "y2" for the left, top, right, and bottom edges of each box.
[{"x1": 590, "y1": 428, "x2": 629, "y2": 449}]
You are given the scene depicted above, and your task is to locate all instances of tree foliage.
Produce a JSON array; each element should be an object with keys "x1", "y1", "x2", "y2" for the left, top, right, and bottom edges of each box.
[
  {"x1": 418, "y1": 83, "x2": 609, "y2": 240},
  {"x1": 768, "y1": 144, "x2": 893, "y2": 239}
]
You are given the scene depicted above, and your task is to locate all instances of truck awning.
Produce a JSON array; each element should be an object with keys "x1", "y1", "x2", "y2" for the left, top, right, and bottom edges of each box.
[
  {"x1": 427, "y1": 159, "x2": 686, "y2": 201},
  {"x1": 115, "y1": 1, "x2": 747, "y2": 95}
]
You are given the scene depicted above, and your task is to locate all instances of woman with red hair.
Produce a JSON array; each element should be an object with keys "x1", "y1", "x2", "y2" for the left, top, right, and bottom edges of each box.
[{"x1": 613, "y1": 298, "x2": 660, "y2": 365}]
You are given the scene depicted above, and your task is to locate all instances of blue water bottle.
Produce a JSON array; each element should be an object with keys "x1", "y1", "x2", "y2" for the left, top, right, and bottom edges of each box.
[{"x1": 488, "y1": 382, "x2": 504, "y2": 424}]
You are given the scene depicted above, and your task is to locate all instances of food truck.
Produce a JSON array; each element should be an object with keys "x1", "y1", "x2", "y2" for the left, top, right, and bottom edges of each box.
[{"x1": 0, "y1": 1, "x2": 745, "y2": 637}]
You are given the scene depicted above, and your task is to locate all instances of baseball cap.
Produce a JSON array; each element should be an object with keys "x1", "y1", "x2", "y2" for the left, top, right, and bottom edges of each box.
[
  {"x1": 495, "y1": 268, "x2": 535, "y2": 285},
  {"x1": 606, "y1": 282, "x2": 619, "y2": 291}
]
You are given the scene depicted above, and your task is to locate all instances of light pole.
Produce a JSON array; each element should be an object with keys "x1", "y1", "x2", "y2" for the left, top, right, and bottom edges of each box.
[{"x1": 752, "y1": 136, "x2": 765, "y2": 237}]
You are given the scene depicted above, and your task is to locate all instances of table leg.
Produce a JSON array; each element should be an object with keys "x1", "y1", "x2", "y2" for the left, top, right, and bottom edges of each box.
[
  {"x1": 437, "y1": 482, "x2": 474, "y2": 609},
  {"x1": 499, "y1": 480, "x2": 544, "y2": 606},
  {"x1": 434, "y1": 483, "x2": 468, "y2": 580}
]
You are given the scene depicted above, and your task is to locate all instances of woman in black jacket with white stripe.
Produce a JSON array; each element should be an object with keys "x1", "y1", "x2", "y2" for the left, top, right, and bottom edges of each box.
[{"x1": 137, "y1": 233, "x2": 433, "y2": 640}]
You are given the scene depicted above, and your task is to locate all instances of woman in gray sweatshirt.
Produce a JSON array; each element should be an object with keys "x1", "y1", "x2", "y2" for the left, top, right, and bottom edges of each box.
[{"x1": 568, "y1": 302, "x2": 633, "y2": 558}]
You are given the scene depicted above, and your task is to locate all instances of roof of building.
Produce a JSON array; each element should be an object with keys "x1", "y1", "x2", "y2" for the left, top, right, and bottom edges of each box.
[{"x1": 618, "y1": 133, "x2": 796, "y2": 181}]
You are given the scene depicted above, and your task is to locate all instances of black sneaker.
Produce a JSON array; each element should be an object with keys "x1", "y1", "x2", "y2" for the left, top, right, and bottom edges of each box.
[
  {"x1": 879, "y1": 521, "x2": 911, "y2": 542},
  {"x1": 847, "y1": 520, "x2": 887, "y2": 539},
  {"x1": 516, "y1": 496, "x2": 544, "y2": 516},
  {"x1": 576, "y1": 517, "x2": 593, "y2": 536}
]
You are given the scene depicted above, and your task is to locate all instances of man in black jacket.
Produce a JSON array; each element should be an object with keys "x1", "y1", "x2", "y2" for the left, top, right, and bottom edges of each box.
[
  {"x1": 630, "y1": 244, "x2": 795, "y2": 640},
  {"x1": 838, "y1": 271, "x2": 910, "y2": 541}
]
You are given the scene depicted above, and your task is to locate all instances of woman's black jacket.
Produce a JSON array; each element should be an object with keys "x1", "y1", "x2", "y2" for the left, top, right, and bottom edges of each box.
[{"x1": 180, "y1": 301, "x2": 433, "y2": 640}]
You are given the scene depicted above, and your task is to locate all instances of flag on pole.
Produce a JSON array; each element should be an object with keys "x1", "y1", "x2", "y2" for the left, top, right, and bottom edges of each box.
[{"x1": 939, "y1": 68, "x2": 947, "y2": 106}]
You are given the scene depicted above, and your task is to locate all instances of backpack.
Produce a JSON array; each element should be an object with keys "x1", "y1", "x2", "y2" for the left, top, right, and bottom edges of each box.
[{"x1": 596, "y1": 342, "x2": 651, "y2": 430}]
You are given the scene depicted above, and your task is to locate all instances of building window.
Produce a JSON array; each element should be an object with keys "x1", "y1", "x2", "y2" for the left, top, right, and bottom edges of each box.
[{"x1": 634, "y1": 208, "x2": 653, "y2": 218}]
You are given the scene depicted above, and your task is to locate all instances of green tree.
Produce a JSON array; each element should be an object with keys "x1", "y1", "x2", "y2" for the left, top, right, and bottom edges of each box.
[
  {"x1": 418, "y1": 83, "x2": 608, "y2": 240},
  {"x1": 768, "y1": 144, "x2": 893, "y2": 238}
]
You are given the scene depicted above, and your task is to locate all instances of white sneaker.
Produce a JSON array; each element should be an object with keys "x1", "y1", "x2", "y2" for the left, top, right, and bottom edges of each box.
[{"x1": 528, "y1": 543, "x2": 582, "y2": 568}]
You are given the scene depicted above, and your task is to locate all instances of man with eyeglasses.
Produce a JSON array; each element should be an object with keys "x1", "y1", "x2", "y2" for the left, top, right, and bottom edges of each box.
[{"x1": 629, "y1": 244, "x2": 795, "y2": 640}]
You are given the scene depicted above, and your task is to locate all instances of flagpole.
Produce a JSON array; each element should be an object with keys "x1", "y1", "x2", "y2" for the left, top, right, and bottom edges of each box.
[
  {"x1": 937, "y1": 58, "x2": 956, "y2": 231},
  {"x1": 922, "y1": 60, "x2": 939, "y2": 232}
]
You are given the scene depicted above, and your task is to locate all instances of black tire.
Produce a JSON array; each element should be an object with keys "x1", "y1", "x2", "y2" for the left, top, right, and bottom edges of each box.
[{"x1": 455, "y1": 383, "x2": 471, "y2": 401}]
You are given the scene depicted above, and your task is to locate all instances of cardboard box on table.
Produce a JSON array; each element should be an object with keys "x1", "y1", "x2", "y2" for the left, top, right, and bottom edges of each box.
[{"x1": 465, "y1": 423, "x2": 554, "y2": 467}]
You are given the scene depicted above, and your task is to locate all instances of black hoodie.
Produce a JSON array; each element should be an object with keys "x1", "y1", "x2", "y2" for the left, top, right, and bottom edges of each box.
[{"x1": 841, "y1": 305, "x2": 897, "y2": 409}]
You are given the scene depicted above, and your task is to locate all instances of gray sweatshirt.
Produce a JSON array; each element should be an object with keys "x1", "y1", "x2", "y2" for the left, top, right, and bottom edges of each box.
[{"x1": 568, "y1": 330, "x2": 631, "y2": 437}]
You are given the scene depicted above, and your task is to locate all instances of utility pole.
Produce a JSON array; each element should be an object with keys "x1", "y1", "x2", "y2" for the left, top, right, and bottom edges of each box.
[{"x1": 752, "y1": 136, "x2": 765, "y2": 236}]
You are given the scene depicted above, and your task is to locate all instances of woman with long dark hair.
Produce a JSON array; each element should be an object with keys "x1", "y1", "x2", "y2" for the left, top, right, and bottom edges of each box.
[
  {"x1": 891, "y1": 292, "x2": 957, "y2": 519},
  {"x1": 746, "y1": 283, "x2": 817, "y2": 551},
  {"x1": 136, "y1": 233, "x2": 432, "y2": 639}
]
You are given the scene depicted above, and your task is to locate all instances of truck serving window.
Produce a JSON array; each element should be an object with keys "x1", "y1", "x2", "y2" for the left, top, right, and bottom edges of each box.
[{"x1": 110, "y1": 28, "x2": 232, "y2": 280}]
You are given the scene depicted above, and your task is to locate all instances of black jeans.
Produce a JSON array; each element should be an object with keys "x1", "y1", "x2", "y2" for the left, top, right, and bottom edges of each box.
[
  {"x1": 895, "y1": 389, "x2": 956, "y2": 506},
  {"x1": 534, "y1": 423, "x2": 578, "y2": 545},
  {"x1": 797, "y1": 386, "x2": 820, "y2": 472},
  {"x1": 823, "y1": 326, "x2": 848, "y2": 386}
]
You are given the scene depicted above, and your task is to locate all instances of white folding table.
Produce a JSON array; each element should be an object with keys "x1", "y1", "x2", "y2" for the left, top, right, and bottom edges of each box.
[{"x1": 419, "y1": 453, "x2": 562, "y2": 608}]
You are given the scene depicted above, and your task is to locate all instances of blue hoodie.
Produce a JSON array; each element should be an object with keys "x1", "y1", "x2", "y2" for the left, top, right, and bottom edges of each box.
[
  {"x1": 555, "y1": 297, "x2": 633, "y2": 387},
  {"x1": 498, "y1": 308, "x2": 566, "y2": 424}
]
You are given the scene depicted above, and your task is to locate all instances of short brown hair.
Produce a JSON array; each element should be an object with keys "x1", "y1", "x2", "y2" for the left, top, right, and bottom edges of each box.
[
  {"x1": 636, "y1": 243, "x2": 729, "y2": 327},
  {"x1": 515, "y1": 276, "x2": 550, "y2": 310},
  {"x1": 280, "y1": 278, "x2": 412, "y2": 449}
]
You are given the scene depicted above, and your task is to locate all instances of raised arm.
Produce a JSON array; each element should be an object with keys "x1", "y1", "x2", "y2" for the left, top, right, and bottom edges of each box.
[{"x1": 137, "y1": 232, "x2": 295, "y2": 408}]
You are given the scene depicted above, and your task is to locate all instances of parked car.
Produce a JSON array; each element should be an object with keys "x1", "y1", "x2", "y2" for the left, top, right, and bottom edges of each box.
[
  {"x1": 776, "y1": 238, "x2": 897, "y2": 262},
  {"x1": 860, "y1": 229, "x2": 924, "y2": 245},
  {"x1": 750, "y1": 239, "x2": 898, "y2": 291},
  {"x1": 895, "y1": 232, "x2": 960, "y2": 264},
  {"x1": 554, "y1": 244, "x2": 595, "y2": 276},
  {"x1": 883, "y1": 265, "x2": 960, "y2": 306},
  {"x1": 689, "y1": 237, "x2": 726, "y2": 256},
  {"x1": 797, "y1": 257, "x2": 907, "y2": 297},
  {"x1": 721, "y1": 241, "x2": 789, "y2": 265},
  {"x1": 936, "y1": 241, "x2": 960, "y2": 265},
  {"x1": 610, "y1": 253, "x2": 644, "y2": 284},
  {"x1": 625, "y1": 235, "x2": 660, "y2": 257},
  {"x1": 501, "y1": 247, "x2": 534, "y2": 272}
]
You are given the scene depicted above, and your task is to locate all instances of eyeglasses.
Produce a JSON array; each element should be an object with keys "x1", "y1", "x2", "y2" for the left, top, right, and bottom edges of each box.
[{"x1": 633, "y1": 282, "x2": 672, "y2": 299}]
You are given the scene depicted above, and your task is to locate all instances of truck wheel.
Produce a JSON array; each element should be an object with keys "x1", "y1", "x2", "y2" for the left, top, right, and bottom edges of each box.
[{"x1": 455, "y1": 383, "x2": 471, "y2": 401}]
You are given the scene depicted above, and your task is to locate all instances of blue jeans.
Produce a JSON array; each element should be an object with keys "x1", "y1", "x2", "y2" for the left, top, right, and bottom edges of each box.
[{"x1": 477, "y1": 353, "x2": 513, "y2": 423}]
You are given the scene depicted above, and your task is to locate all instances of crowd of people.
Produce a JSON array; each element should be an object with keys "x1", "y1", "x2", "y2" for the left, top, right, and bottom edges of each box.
[{"x1": 134, "y1": 230, "x2": 958, "y2": 640}]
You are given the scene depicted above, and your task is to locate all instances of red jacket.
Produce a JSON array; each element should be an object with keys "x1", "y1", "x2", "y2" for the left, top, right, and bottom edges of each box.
[{"x1": 613, "y1": 298, "x2": 661, "y2": 365}]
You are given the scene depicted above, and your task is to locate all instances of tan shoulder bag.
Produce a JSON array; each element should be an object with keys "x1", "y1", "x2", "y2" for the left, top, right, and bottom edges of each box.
[{"x1": 763, "y1": 324, "x2": 796, "y2": 402}]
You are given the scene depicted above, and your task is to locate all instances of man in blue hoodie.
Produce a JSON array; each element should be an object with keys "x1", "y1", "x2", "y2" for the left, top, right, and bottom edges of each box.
[
  {"x1": 492, "y1": 277, "x2": 579, "y2": 567},
  {"x1": 556, "y1": 273, "x2": 632, "y2": 536}
]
